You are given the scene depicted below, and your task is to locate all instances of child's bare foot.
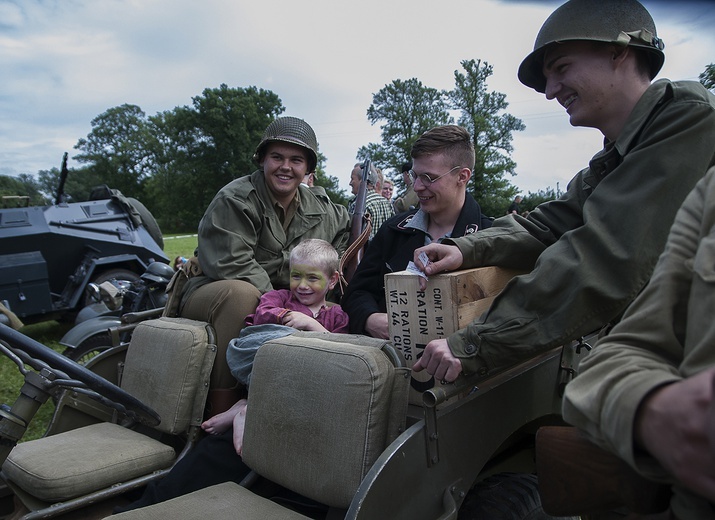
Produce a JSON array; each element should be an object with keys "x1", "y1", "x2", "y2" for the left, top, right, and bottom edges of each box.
[
  {"x1": 201, "y1": 399, "x2": 247, "y2": 435},
  {"x1": 232, "y1": 400, "x2": 248, "y2": 456}
]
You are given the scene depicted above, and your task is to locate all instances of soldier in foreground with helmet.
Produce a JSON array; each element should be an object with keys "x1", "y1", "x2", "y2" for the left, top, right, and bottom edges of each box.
[
  {"x1": 178, "y1": 116, "x2": 350, "y2": 412},
  {"x1": 113, "y1": 118, "x2": 349, "y2": 514},
  {"x1": 413, "y1": 0, "x2": 715, "y2": 386}
]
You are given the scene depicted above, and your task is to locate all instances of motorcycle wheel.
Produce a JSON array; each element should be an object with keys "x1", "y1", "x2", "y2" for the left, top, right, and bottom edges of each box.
[
  {"x1": 62, "y1": 332, "x2": 114, "y2": 365},
  {"x1": 84, "y1": 268, "x2": 140, "y2": 307}
]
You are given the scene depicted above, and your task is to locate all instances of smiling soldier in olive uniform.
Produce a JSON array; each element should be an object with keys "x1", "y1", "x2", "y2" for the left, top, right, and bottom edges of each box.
[
  {"x1": 412, "y1": 0, "x2": 715, "y2": 383},
  {"x1": 179, "y1": 116, "x2": 350, "y2": 408}
]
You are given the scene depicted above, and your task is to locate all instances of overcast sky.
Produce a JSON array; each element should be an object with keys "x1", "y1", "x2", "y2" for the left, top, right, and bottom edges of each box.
[{"x1": 1, "y1": 0, "x2": 714, "y2": 197}]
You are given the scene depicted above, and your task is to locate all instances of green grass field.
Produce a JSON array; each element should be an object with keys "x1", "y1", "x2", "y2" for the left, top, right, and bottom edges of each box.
[
  {"x1": 163, "y1": 233, "x2": 198, "y2": 264},
  {"x1": 0, "y1": 233, "x2": 198, "y2": 441}
]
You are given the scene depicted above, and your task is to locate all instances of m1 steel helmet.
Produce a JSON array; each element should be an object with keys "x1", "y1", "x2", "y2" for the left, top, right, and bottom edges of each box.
[
  {"x1": 141, "y1": 261, "x2": 175, "y2": 284},
  {"x1": 253, "y1": 116, "x2": 319, "y2": 172},
  {"x1": 518, "y1": 0, "x2": 665, "y2": 93}
]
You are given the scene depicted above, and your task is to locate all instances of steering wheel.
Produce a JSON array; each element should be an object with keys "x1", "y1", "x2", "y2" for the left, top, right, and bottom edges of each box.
[{"x1": 0, "y1": 323, "x2": 160, "y2": 427}]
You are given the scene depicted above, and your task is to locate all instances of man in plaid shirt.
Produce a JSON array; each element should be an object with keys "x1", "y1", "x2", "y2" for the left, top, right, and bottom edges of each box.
[{"x1": 348, "y1": 162, "x2": 395, "y2": 240}]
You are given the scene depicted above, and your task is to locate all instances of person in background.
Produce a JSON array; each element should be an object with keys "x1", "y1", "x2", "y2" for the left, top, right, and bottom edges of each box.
[
  {"x1": 302, "y1": 171, "x2": 315, "y2": 187},
  {"x1": 412, "y1": 0, "x2": 715, "y2": 384},
  {"x1": 343, "y1": 125, "x2": 492, "y2": 338},
  {"x1": 348, "y1": 161, "x2": 395, "y2": 240},
  {"x1": 381, "y1": 179, "x2": 394, "y2": 200},
  {"x1": 173, "y1": 256, "x2": 188, "y2": 271},
  {"x1": 393, "y1": 160, "x2": 419, "y2": 213},
  {"x1": 507, "y1": 195, "x2": 522, "y2": 215}
]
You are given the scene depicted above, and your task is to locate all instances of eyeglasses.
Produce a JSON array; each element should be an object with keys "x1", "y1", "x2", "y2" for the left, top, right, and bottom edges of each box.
[{"x1": 409, "y1": 166, "x2": 461, "y2": 187}]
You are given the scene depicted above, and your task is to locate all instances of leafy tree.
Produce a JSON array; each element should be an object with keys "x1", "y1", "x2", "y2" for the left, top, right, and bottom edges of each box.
[
  {"x1": 68, "y1": 85, "x2": 351, "y2": 233},
  {"x1": 521, "y1": 187, "x2": 559, "y2": 213},
  {"x1": 74, "y1": 104, "x2": 156, "y2": 200},
  {"x1": 36, "y1": 165, "x2": 107, "y2": 203},
  {"x1": 0, "y1": 174, "x2": 47, "y2": 206},
  {"x1": 145, "y1": 85, "x2": 284, "y2": 232},
  {"x1": 700, "y1": 63, "x2": 715, "y2": 92},
  {"x1": 314, "y1": 151, "x2": 350, "y2": 207},
  {"x1": 361, "y1": 78, "x2": 452, "y2": 188},
  {"x1": 448, "y1": 59, "x2": 525, "y2": 217}
]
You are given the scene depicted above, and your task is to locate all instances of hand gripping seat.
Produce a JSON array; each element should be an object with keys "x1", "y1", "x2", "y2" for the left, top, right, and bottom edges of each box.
[
  {"x1": 109, "y1": 331, "x2": 410, "y2": 519},
  {"x1": 1, "y1": 317, "x2": 216, "y2": 519}
]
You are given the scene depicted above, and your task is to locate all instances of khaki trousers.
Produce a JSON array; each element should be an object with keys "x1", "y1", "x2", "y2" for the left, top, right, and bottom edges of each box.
[{"x1": 180, "y1": 279, "x2": 261, "y2": 403}]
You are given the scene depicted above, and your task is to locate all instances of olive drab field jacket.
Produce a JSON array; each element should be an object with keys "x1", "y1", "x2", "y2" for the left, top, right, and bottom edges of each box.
[
  {"x1": 563, "y1": 167, "x2": 715, "y2": 520},
  {"x1": 445, "y1": 79, "x2": 715, "y2": 377},
  {"x1": 182, "y1": 170, "x2": 350, "y2": 300}
]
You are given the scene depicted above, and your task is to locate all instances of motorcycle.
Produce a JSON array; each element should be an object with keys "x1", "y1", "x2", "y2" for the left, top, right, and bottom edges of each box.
[{"x1": 60, "y1": 261, "x2": 175, "y2": 363}]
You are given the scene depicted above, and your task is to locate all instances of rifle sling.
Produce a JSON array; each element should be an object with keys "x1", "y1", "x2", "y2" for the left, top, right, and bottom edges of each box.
[{"x1": 338, "y1": 213, "x2": 372, "y2": 293}]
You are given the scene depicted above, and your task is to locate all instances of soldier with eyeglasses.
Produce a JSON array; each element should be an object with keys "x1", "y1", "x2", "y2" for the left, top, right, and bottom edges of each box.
[{"x1": 342, "y1": 125, "x2": 493, "y2": 339}]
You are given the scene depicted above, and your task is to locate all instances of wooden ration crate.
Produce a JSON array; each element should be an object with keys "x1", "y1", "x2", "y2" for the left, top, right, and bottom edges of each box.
[{"x1": 385, "y1": 266, "x2": 525, "y2": 406}]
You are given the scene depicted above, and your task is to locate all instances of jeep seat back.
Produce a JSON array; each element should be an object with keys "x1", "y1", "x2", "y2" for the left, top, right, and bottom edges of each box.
[
  {"x1": 1, "y1": 317, "x2": 216, "y2": 514},
  {"x1": 242, "y1": 332, "x2": 410, "y2": 508},
  {"x1": 109, "y1": 331, "x2": 410, "y2": 519}
]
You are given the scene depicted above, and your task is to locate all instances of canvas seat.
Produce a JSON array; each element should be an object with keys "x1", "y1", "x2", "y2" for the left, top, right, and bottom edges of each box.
[
  {"x1": 1, "y1": 317, "x2": 216, "y2": 518},
  {"x1": 109, "y1": 331, "x2": 410, "y2": 520}
]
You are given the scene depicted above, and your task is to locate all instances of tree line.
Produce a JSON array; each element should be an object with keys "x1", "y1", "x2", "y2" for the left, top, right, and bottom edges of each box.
[{"x1": 6, "y1": 60, "x2": 711, "y2": 233}]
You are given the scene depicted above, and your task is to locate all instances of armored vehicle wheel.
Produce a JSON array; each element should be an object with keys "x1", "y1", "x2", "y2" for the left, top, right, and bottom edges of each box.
[
  {"x1": 128, "y1": 197, "x2": 164, "y2": 250},
  {"x1": 458, "y1": 473, "x2": 577, "y2": 520},
  {"x1": 62, "y1": 331, "x2": 113, "y2": 364}
]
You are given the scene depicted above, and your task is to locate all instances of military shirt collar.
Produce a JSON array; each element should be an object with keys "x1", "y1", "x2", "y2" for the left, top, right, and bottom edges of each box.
[
  {"x1": 586, "y1": 80, "x2": 673, "y2": 188},
  {"x1": 404, "y1": 208, "x2": 453, "y2": 244}
]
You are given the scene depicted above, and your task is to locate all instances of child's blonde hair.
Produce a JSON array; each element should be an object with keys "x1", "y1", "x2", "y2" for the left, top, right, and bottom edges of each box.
[{"x1": 290, "y1": 239, "x2": 339, "y2": 275}]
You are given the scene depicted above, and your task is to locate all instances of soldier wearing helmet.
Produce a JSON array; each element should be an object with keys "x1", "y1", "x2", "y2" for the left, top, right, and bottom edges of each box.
[
  {"x1": 179, "y1": 116, "x2": 350, "y2": 400},
  {"x1": 517, "y1": 0, "x2": 665, "y2": 95},
  {"x1": 412, "y1": 0, "x2": 715, "y2": 459}
]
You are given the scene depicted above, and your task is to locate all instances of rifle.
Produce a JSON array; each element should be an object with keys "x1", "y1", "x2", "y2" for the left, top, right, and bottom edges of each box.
[
  {"x1": 535, "y1": 426, "x2": 670, "y2": 516},
  {"x1": 338, "y1": 158, "x2": 373, "y2": 293},
  {"x1": 55, "y1": 152, "x2": 69, "y2": 205}
]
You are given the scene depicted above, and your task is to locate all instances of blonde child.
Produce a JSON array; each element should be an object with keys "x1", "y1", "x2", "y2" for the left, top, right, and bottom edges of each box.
[{"x1": 201, "y1": 239, "x2": 348, "y2": 454}]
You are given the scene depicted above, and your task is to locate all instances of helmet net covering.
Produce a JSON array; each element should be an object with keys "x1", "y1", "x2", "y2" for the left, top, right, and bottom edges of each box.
[{"x1": 253, "y1": 116, "x2": 319, "y2": 172}]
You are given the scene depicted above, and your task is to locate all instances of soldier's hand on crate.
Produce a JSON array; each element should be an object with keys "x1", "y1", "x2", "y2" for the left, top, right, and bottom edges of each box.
[
  {"x1": 413, "y1": 338, "x2": 462, "y2": 383},
  {"x1": 414, "y1": 243, "x2": 463, "y2": 276}
]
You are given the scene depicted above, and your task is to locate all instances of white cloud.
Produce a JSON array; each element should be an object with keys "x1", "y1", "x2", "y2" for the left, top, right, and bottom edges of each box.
[
  {"x1": 1, "y1": 0, "x2": 713, "y2": 198},
  {"x1": 0, "y1": 1, "x2": 23, "y2": 29}
]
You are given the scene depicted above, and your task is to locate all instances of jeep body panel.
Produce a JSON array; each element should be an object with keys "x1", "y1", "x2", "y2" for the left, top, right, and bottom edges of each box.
[{"x1": 348, "y1": 345, "x2": 574, "y2": 519}]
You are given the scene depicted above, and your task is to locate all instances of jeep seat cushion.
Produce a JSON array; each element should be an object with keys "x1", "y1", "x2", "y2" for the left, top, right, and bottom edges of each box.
[
  {"x1": 121, "y1": 317, "x2": 216, "y2": 435},
  {"x1": 2, "y1": 422, "x2": 175, "y2": 502},
  {"x1": 110, "y1": 482, "x2": 311, "y2": 520},
  {"x1": 241, "y1": 332, "x2": 409, "y2": 509}
]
